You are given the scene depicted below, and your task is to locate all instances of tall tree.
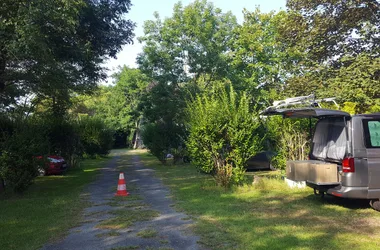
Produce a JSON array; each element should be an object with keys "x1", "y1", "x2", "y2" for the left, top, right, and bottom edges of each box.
[
  {"x1": 111, "y1": 67, "x2": 150, "y2": 147},
  {"x1": 0, "y1": 0, "x2": 135, "y2": 111},
  {"x1": 283, "y1": 0, "x2": 379, "y2": 64},
  {"x1": 231, "y1": 9, "x2": 301, "y2": 98},
  {"x1": 280, "y1": 0, "x2": 380, "y2": 111},
  {"x1": 71, "y1": 67, "x2": 150, "y2": 147},
  {"x1": 137, "y1": 0, "x2": 237, "y2": 86},
  {"x1": 137, "y1": 0, "x2": 237, "y2": 159}
]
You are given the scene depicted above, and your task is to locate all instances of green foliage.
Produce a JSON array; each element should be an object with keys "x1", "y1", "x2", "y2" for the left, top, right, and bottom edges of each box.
[
  {"x1": 231, "y1": 9, "x2": 300, "y2": 95},
  {"x1": 141, "y1": 121, "x2": 185, "y2": 164},
  {"x1": 264, "y1": 116, "x2": 311, "y2": 170},
  {"x1": 137, "y1": 0, "x2": 239, "y2": 164},
  {"x1": 283, "y1": 0, "x2": 379, "y2": 64},
  {"x1": 281, "y1": 0, "x2": 380, "y2": 111},
  {"x1": 0, "y1": 0, "x2": 135, "y2": 110},
  {"x1": 77, "y1": 117, "x2": 114, "y2": 157},
  {"x1": 186, "y1": 85, "x2": 262, "y2": 187},
  {"x1": 329, "y1": 54, "x2": 380, "y2": 113},
  {"x1": 137, "y1": 0, "x2": 237, "y2": 86},
  {"x1": 0, "y1": 113, "x2": 112, "y2": 192},
  {"x1": 71, "y1": 67, "x2": 150, "y2": 148},
  {"x1": 0, "y1": 116, "x2": 48, "y2": 192},
  {"x1": 139, "y1": 80, "x2": 189, "y2": 163}
]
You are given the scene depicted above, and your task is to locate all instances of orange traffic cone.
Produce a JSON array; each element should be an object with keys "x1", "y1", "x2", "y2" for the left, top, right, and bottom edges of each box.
[{"x1": 115, "y1": 172, "x2": 129, "y2": 196}]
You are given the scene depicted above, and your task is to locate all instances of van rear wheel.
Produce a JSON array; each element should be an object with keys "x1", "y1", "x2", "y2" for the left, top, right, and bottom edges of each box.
[{"x1": 370, "y1": 199, "x2": 380, "y2": 212}]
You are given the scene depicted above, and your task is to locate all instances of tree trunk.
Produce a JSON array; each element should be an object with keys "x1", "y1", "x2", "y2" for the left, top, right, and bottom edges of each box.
[{"x1": 133, "y1": 129, "x2": 139, "y2": 149}]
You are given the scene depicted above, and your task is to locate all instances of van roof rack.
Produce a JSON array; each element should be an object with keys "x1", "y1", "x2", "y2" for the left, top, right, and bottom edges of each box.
[{"x1": 264, "y1": 94, "x2": 339, "y2": 111}]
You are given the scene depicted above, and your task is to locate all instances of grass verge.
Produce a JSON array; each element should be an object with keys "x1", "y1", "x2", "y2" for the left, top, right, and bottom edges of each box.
[
  {"x1": 0, "y1": 157, "x2": 108, "y2": 250},
  {"x1": 136, "y1": 228, "x2": 158, "y2": 238},
  {"x1": 95, "y1": 231, "x2": 121, "y2": 238},
  {"x1": 96, "y1": 209, "x2": 159, "y2": 230},
  {"x1": 136, "y1": 150, "x2": 380, "y2": 250}
]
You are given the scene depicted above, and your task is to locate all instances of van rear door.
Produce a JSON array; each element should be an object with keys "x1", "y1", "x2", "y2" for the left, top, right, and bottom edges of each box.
[
  {"x1": 362, "y1": 119, "x2": 380, "y2": 197},
  {"x1": 261, "y1": 108, "x2": 350, "y2": 118}
]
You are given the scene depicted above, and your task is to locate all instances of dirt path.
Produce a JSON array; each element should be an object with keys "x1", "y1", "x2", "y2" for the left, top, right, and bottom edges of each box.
[{"x1": 42, "y1": 151, "x2": 203, "y2": 250}]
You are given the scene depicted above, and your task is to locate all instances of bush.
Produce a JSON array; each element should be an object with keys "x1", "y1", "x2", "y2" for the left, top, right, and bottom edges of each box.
[
  {"x1": 141, "y1": 122, "x2": 185, "y2": 164},
  {"x1": 264, "y1": 116, "x2": 311, "y2": 170},
  {"x1": 0, "y1": 114, "x2": 113, "y2": 192},
  {"x1": 39, "y1": 116, "x2": 83, "y2": 167},
  {"x1": 186, "y1": 85, "x2": 262, "y2": 187},
  {"x1": 0, "y1": 116, "x2": 48, "y2": 192},
  {"x1": 77, "y1": 117, "x2": 114, "y2": 157}
]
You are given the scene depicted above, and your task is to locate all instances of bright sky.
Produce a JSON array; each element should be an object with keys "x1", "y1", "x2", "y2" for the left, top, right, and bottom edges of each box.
[{"x1": 104, "y1": 0, "x2": 286, "y2": 84}]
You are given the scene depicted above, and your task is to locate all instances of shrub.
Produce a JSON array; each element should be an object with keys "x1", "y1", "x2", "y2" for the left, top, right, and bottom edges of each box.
[
  {"x1": 0, "y1": 116, "x2": 48, "y2": 192},
  {"x1": 264, "y1": 116, "x2": 311, "y2": 170},
  {"x1": 39, "y1": 116, "x2": 83, "y2": 167},
  {"x1": 186, "y1": 85, "x2": 262, "y2": 187},
  {"x1": 77, "y1": 117, "x2": 114, "y2": 157},
  {"x1": 0, "y1": 113, "x2": 113, "y2": 192},
  {"x1": 141, "y1": 122, "x2": 185, "y2": 164}
]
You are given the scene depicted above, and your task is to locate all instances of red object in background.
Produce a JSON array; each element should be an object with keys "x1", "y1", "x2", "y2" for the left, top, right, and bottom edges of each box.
[{"x1": 36, "y1": 155, "x2": 67, "y2": 176}]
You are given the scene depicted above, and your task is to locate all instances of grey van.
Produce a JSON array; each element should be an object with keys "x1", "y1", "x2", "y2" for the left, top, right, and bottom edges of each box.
[{"x1": 262, "y1": 107, "x2": 380, "y2": 211}]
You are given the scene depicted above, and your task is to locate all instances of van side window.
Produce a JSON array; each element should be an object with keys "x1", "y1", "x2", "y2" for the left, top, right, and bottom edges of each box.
[{"x1": 363, "y1": 120, "x2": 380, "y2": 148}]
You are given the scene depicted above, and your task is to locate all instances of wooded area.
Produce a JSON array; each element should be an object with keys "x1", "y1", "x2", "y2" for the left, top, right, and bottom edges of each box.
[{"x1": 1, "y1": 0, "x2": 379, "y2": 190}]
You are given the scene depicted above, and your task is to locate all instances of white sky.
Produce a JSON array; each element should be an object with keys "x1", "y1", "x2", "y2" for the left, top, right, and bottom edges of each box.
[{"x1": 103, "y1": 0, "x2": 286, "y2": 84}]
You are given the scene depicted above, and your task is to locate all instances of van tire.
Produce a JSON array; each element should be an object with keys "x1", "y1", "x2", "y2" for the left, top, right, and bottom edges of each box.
[{"x1": 370, "y1": 199, "x2": 380, "y2": 212}]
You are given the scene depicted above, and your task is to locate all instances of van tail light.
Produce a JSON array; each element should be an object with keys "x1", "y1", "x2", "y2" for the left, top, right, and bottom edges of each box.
[{"x1": 342, "y1": 157, "x2": 355, "y2": 173}]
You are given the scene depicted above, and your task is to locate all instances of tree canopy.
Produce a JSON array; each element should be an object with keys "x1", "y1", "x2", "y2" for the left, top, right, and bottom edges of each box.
[
  {"x1": 0, "y1": 0, "x2": 135, "y2": 111},
  {"x1": 137, "y1": 0, "x2": 237, "y2": 86},
  {"x1": 281, "y1": 0, "x2": 380, "y2": 112}
]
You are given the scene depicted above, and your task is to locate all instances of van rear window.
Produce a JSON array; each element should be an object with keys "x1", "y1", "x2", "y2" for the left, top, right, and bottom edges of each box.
[
  {"x1": 363, "y1": 120, "x2": 380, "y2": 148},
  {"x1": 312, "y1": 117, "x2": 347, "y2": 161}
]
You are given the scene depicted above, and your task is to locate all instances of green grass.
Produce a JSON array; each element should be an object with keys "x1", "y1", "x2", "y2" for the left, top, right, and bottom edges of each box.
[
  {"x1": 95, "y1": 231, "x2": 121, "y2": 238},
  {"x1": 96, "y1": 209, "x2": 159, "y2": 229},
  {"x1": 0, "y1": 157, "x2": 108, "y2": 250},
  {"x1": 135, "y1": 150, "x2": 380, "y2": 250},
  {"x1": 136, "y1": 228, "x2": 158, "y2": 238}
]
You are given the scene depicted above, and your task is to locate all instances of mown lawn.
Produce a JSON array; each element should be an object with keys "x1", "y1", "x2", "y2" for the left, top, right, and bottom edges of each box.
[
  {"x1": 137, "y1": 150, "x2": 380, "y2": 250},
  {"x1": 0, "y1": 156, "x2": 109, "y2": 250}
]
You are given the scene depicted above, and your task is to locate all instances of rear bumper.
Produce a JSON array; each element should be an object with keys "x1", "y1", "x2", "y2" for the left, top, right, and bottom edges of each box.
[
  {"x1": 307, "y1": 181, "x2": 372, "y2": 199},
  {"x1": 326, "y1": 186, "x2": 369, "y2": 199},
  {"x1": 308, "y1": 185, "x2": 380, "y2": 199},
  {"x1": 47, "y1": 163, "x2": 67, "y2": 175}
]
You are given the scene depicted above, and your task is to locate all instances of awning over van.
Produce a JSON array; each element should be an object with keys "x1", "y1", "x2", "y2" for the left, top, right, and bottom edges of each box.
[{"x1": 261, "y1": 108, "x2": 350, "y2": 118}]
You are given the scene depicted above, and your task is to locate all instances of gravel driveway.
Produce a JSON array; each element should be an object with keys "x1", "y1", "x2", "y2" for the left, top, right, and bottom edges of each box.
[{"x1": 42, "y1": 151, "x2": 204, "y2": 250}]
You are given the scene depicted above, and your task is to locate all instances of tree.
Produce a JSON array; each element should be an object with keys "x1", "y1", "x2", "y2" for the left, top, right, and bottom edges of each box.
[
  {"x1": 71, "y1": 67, "x2": 150, "y2": 148},
  {"x1": 329, "y1": 54, "x2": 380, "y2": 113},
  {"x1": 137, "y1": 0, "x2": 237, "y2": 86},
  {"x1": 282, "y1": 0, "x2": 379, "y2": 64},
  {"x1": 280, "y1": 0, "x2": 380, "y2": 110},
  {"x1": 0, "y1": 0, "x2": 135, "y2": 111},
  {"x1": 137, "y1": 0, "x2": 238, "y2": 160},
  {"x1": 111, "y1": 67, "x2": 150, "y2": 148},
  {"x1": 140, "y1": 81, "x2": 188, "y2": 162},
  {"x1": 230, "y1": 9, "x2": 301, "y2": 96},
  {"x1": 186, "y1": 84, "x2": 262, "y2": 187}
]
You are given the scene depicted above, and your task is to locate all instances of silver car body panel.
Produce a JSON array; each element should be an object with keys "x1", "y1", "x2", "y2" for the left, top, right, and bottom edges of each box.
[{"x1": 263, "y1": 107, "x2": 380, "y2": 200}]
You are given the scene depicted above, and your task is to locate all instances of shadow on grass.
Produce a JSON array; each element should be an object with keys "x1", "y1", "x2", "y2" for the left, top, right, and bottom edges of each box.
[
  {"x1": 133, "y1": 150, "x2": 380, "y2": 250},
  {"x1": 0, "y1": 157, "x2": 109, "y2": 250}
]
